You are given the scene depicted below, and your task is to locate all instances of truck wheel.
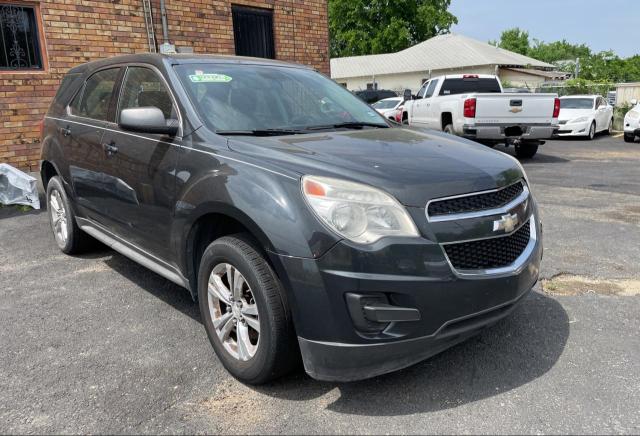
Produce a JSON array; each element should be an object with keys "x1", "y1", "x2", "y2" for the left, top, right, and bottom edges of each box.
[
  {"x1": 443, "y1": 124, "x2": 454, "y2": 135},
  {"x1": 402, "y1": 113, "x2": 409, "y2": 125},
  {"x1": 198, "y1": 234, "x2": 298, "y2": 384},
  {"x1": 46, "y1": 176, "x2": 92, "y2": 254},
  {"x1": 624, "y1": 133, "x2": 636, "y2": 143},
  {"x1": 515, "y1": 142, "x2": 538, "y2": 159},
  {"x1": 587, "y1": 122, "x2": 596, "y2": 140}
]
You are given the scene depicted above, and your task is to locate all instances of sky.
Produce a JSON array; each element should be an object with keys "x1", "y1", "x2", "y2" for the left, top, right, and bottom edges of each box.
[{"x1": 449, "y1": 0, "x2": 638, "y2": 58}]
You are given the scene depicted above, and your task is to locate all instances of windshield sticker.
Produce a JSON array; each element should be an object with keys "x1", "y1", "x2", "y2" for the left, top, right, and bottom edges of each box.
[{"x1": 189, "y1": 73, "x2": 232, "y2": 83}]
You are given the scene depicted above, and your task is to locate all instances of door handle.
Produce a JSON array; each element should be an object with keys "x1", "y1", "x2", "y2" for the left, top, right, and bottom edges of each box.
[
  {"x1": 60, "y1": 126, "x2": 71, "y2": 137},
  {"x1": 102, "y1": 142, "x2": 118, "y2": 156}
]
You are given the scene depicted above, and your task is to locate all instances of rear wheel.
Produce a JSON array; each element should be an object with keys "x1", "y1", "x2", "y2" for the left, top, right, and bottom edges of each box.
[
  {"x1": 198, "y1": 234, "x2": 298, "y2": 384},
  {"x1": 443, "y1": 124, "x2": 454, "y2": 135},
  {"x1": 515, "y1": 142, "x2": 538, "y2": 159},
  {"x1": 606, "y1": 118, "x2": 613, "y2": 135},
  {"x1": 587, "y1": 121, "x2": 596, "y2": 140},
  {"x1": 624, "y1": 133, "x2": 636, "y2": 143},
  {"x1": 46, "y1": 176, "x2": 91, "y2": 254}
]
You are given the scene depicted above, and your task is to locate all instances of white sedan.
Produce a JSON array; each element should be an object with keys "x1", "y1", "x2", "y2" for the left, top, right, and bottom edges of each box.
[
  {"x1": 623, "y1": 99, "x2": 640, "y2": 143},
  {"x1": 371, "y1": 97, "x2": 403, "y2": 120},
  {"x1": 557, "y1": 95, "x2": 614, "y2": 140}
]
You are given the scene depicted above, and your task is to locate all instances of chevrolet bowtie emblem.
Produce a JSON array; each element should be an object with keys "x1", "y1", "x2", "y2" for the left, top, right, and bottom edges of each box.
[
  {"x1": 493, "y1": 213, "x2": 519, "y2": 233},
  {"x1": 509, "y1": 107, "x2": 523, "y2": 113}
]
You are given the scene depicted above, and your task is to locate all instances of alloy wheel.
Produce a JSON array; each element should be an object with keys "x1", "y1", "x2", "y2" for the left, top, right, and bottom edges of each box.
[
  {"x1": 207, "y1": 263, "x2": 260, "y2": 361},
  {"x1": 49, "y1": 189, "x2": 68, "y2": 246}
]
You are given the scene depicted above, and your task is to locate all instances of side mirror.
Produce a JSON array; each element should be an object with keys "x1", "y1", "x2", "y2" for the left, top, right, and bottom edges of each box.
[
  {"x1": 119, "y1": 107, "x2": 178, "y2": 136},
  {"x1": 631, "y1": 99, "x2": 638, "y2": 106},
  {"x1": 403, "y1": 89, "x2": 412, "y2": 101}
]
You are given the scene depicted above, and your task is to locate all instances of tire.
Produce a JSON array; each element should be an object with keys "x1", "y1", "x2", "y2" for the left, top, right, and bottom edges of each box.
[
  {"x1": 606, "y1": 118, "x2": 613, "y2": 135},
  {"x1": 443, "y1": 124, "x2": 454, "y2": 135},
  {"x1": 624, "y1": 133, "x2": 636, "y2": 143},
  {"x1": 515, "y1": 142, "x2": 539, "y2": 159},
  {"x1": 402, "y1": 113, "x2": 409, "y2": 125},
  {"x1": 46, "y1": 176, "x2": 91, "y2": 254},
  {"x1": 198, "y1": 234, "x2": 298, "y2": 384},
  {"x1": 587, "y1": 122, "x2": 596, "y2": 140}
]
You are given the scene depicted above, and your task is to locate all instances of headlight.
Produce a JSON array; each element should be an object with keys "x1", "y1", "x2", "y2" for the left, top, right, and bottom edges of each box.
[
  {"x1": 302, "y1": 175, "x2": 419, "y2": 244},
  {"x1": 570, "y1": 116, "x2": 589, "y2": 123}
]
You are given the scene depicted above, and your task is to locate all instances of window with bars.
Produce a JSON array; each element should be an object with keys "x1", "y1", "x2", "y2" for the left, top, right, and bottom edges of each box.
[{"x1": 0, "y1": 4, "x2": 43, "y2": 70}]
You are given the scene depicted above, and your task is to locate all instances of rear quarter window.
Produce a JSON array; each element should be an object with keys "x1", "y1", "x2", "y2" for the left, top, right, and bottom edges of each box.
[
  {"x1": 48, "y1": 73, "x2": 83, "y2": 115},
  {"x1": 439, "y1": 78, "x2": 502, "y2": 96}
]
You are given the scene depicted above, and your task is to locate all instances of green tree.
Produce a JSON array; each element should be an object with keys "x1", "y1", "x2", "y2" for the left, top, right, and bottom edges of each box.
[
  {"x1": 528, "y1": 39, "x2": 591, "y2": 64},
  {"x1": 492, "y1": 28, "x2": 530, "y2": 55},
  {"x1": 329, "y1": 0, "x2": 458, "y2": 58}
]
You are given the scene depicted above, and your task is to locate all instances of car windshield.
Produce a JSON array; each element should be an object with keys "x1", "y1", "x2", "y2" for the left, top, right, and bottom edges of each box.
[
  {"x1": 560, "y1": 98, "x2": 594, "y2": 109},
  {"x1": 174, "y1": 64, "x2": 389, "y2": 133},
  {"x1": 372, "y1": 99, "x2": 400, "y2": 109}
]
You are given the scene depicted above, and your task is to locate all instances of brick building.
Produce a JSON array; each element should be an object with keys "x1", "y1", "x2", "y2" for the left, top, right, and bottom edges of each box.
[{"x1": 0, "y1": 0, "x2": 329, "y2": 171}]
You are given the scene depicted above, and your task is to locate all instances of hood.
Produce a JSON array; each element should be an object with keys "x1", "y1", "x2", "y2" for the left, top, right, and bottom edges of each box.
[
  {"x1": 375, "y1": 108, "x2": 396, "y2": 116},
  {"x1": 227, "y1": 127, "x2": 523, "y2": 207},
  {"x1": 559, "y1": 108, "x2": 593, "y2": 121}
]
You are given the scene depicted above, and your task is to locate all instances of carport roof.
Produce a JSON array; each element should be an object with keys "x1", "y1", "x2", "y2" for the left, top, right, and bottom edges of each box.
[{"x1": 330, "y1": 33, "x2": 555, "y2": 79}]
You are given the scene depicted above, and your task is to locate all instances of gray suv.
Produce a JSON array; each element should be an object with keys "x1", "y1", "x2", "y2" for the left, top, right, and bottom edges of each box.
[{"x1": 40, "y1": 54, "x2": 542, "y2": 384}]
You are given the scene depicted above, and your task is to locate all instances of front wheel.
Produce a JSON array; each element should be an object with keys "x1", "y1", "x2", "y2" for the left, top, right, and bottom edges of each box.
[
  {"x1": 587, "y1": 122, "x2": 596, "y2": 140},
  {"x1": 515, "y1": 142, "x2": 539, "y2": 159},
  {"x1": 624, "y1": 133, "x2": 636, "y2": 143},
  {"x1": 198, "y1": 234, "x2": 298, "y2": 384}
]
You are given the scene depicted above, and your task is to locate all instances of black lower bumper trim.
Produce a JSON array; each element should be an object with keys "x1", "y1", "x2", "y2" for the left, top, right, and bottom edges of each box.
[{"x1": 298, "y1": 287, "x2": 532, "y2": 382}]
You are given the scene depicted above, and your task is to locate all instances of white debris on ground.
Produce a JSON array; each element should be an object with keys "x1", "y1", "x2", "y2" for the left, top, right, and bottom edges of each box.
[{"x1": 0, "y1": 163, "x2": 40, "y2": 210}]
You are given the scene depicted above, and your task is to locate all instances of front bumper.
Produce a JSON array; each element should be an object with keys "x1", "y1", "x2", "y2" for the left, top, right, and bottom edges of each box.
[
  {"x1": 463, "y1": 124, "x2": 556, "y2": 141},
  {"x1": 271, "y1": 212, "x2": 542, "y2": 382},
  {"x1": 556, "y1": 120, "x2": 590, "y2": 136}
]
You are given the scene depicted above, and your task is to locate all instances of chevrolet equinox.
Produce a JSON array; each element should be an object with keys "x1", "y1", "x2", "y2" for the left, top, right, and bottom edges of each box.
[{"x1": 40, "y1": 54, "x2": 542, "y2": 384}]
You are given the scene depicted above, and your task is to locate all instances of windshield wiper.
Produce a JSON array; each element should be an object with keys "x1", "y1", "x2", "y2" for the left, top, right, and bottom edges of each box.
[
  {"x1": 303, "y1": 121, "x2": 389, "y2": 131},
  {"x1": 215, "y1": 128, "x2": 306, "y2": 136}
]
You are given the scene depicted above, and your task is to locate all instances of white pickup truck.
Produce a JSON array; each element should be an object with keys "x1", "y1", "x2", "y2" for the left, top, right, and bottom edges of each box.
[{"x1": 402, "y1": 74, "x2": 560, "y2": 158}]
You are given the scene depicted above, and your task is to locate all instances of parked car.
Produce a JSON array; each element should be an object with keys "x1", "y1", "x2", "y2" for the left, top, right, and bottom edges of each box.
[
  {"x1": 41, "y1": 54, "x2": 542, "y2": 384},
  {"x1": 354, "y1": 89, "x2": 397, "y2": 104},
  {"x1": 402, "y1": 74, "x2": 559, "y2": 158},
  {"x1": 371, "y1": 96, "x2": 404, "y2": 120},
  {"x1": 623, "y1": 99, "x2": 640, "y2": 143},
  {"x1": 556, "y1": 95, "x2": 614, "y2": 139}
]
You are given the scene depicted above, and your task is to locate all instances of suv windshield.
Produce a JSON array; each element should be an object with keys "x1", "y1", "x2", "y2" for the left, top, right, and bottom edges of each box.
[
  {"x1": 560, "y1": 98, "x2": 595, "y2": 109},
  {"x1": 174, "y1": 64, "x2": 388, "y2": 133}
]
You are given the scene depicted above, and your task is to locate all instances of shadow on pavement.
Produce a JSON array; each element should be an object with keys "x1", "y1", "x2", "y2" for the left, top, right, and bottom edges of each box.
[
  {"x1": 255, "y1": 291, "x2": 569, "y2": 416},
  {"x1": 86, "y1": 246, "x2": 568, "y2": 417},
  {"x1": 104, "y1": 252, "x2": 201, "y2": 323}
]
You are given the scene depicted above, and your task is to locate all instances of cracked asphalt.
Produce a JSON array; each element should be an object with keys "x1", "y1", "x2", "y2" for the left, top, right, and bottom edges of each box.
[{"x1": 1, "y1": 135, "x2": 639, "y2": 434}]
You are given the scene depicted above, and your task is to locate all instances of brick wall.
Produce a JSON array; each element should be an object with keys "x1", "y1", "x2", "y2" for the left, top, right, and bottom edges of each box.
[{"x1": 0, "y1": 0, "x2": 329, "y2": 171}]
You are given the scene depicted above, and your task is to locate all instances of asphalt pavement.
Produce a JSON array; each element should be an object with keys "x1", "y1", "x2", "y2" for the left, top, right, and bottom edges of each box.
[{"x1": 1, "y1": 134, "x2": 639, "y2": 434}]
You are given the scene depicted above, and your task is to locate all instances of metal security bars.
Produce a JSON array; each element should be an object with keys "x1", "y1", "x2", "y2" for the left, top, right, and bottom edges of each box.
[
  {"x1": 0, "y1": 4, "x2": 43, "y2": 70},
  {"x1": 231, "y1": 6, "x2": 275, "y2": 59}
]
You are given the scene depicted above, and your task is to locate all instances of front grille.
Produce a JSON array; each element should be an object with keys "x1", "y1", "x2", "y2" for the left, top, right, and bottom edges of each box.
[
  {"x1": 444, "y1": 219, "x2": 531, "y2": 270},
  {"x1": 428, "y1": 182, "x2": 524, "y2": 218}
]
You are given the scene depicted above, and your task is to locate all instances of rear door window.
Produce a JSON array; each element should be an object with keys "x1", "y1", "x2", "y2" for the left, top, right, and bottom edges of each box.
[
  {"x1": 71, "y1": 68, "x2": 120, "y2": 121},
  {"x1": 439, "y1": 78, "x2": 502, "y2": 96}
]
